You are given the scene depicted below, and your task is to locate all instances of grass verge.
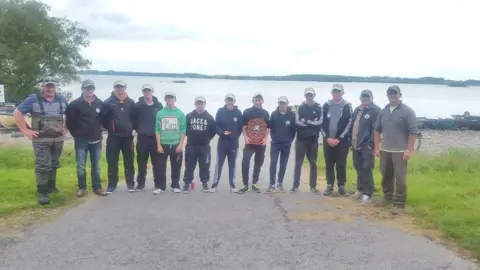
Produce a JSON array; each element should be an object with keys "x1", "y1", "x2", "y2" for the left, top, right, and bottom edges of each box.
[
  {"x1": 315, "y1": 148, "x2": 480, "y2": 260},
  {"x1": 0, "y1": 143, "x2": 123, "y2": 217}
]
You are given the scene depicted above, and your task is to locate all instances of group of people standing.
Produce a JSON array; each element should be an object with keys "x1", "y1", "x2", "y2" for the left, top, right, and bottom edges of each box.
[{"x1": 13, "y1": 77, "x2": 418, "y2": 215}]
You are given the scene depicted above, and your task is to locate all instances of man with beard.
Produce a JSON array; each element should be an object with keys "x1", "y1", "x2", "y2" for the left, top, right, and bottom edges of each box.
[
  {"x1": 267, "y1": 96, "x2": 296, "y2": 193},
  {"x1": 374, "y1": 85, "x2": 418, "y2": 215},
  {"x1": 182, "y1": 96, "x2": 216, "y2": 193},
  {"x1": 292, "y1": 87, "x2": 323, "y2": 193},
  {"x1": 322, "y1": 84, "x2": 353, "y2": 196},
  {"x1": 351, "y1": 89, "x2": 380, "y2": 204},
  {"x1": 238, "y1": 93, "x2": 270, "y2": 194},
  {"x1": 66, "y1": 79, "x2": 108, "y2": 197},
  {"x1": 14, "y1": 76, "x2": 69, "y2": 205},
  {"x1": 210, "y1": 93, "x2": 243, "y2": 193},
  {"x1": 132, "y1": 84, "x2": 163, "y2": 191},
  {"x1": 155, "y1": 91, "x2": 186, "y2": 194},
  {"x1": 104, "y1": 80, "x2": 136, "y2": 193}
]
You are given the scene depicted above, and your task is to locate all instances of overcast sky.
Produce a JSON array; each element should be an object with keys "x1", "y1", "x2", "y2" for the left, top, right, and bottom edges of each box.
[{"x1": 43, "y1": 0, "x2": 479, "y2": 80}]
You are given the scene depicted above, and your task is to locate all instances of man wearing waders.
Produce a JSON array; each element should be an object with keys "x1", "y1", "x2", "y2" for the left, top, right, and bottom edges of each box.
[
  {"x1": 14, "y1": 76, "x2": 68, "y2": 205},
  {"x1": 210, "y1": 93, "x2": 243, "y2": 193},
  {"x1": 182, "y1": 96, "x2": 216, "y2": 193},
  {"x1": 104, "y1": 80, "x2": 136, "y2": 193},
  {"x1": 132, "y1": 84, "x2": 163, "y2": 191},
  {"x1": 322, "y1": 84, "x2": 354, "y2": 196},
  {"x1": 351, "y1": 90, "x2": 380, "y2": 204},
  {"x1": 292, "y1": 87, "x2": 323, "y2": 193},
  {"x1": 266, "y1": 96, "x2": 296, "y2": 193}
]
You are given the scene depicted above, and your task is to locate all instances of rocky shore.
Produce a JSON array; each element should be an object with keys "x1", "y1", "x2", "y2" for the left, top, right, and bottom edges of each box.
[{"x1": 1, "y1": 130, "x2": 479, "y2": 155}]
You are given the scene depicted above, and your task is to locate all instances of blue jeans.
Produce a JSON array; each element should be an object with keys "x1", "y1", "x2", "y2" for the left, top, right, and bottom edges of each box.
[{"x1": 75, "y1": 139, "x2": 102, "y2": 190}]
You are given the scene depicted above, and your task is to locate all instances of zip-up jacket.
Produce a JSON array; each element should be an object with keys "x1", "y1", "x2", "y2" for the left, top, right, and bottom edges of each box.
[
  {"x1": 351, "y1": 103, "x2": 381, "y2": 149},
  {"x1": 186, "y1": 109, "x2": 216, "y2": 146},
  {"x1": 375, "y1": 101, "x2": 418, "y2": 151},
  {"x1": 65, "y1": 94, "x2": 106, "y2": 142},
  {"x1": 321, "y1": 99, "x2": 353, "y2": 143},
  {"x1": 133, "y1": 96, "x2": 163, "y2": 136},
  {"x1": 295, "y1": 101, "x2": 323, "y2": 139},
  {"x1": 103, "y1": 92, "x2": 136, "y2": 137},
  {"x1": 270, "y1": 106, "x2": 296, "y2": 143},
  {"x1": 215, "y1": 105, "x2": 243, "y2": 141}
]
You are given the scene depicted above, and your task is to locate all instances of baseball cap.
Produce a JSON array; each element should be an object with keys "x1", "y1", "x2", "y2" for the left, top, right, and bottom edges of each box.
[
  {"x1": 304, "y1": 87, "x2": 315, "y2": 95},
  {"x1": 194, "y1": 96, "x2": 206, "y2": 103},
  {"x1": 252, "y1": 93, "x2": 263, "y2": 99},
  {"x1": 360, "y1": 89, "x2": 373, "y2": 98},
  {"x1": 332, "y1": 84, "x2": 344, "y2": 92},
  {"x1": 225, "y1": 93, "x2": 236, "y2": 100},
  {"x1": 81, "y1": 79, "x2": 95, "y2": 89},
  {"x1": 387, "y1": 85, "x2": 401, "y2": 94},
  {"x1": 142, "y1": 84, "x2": 153, "y2": 91},
  {"x1": 113, "y1": 80, "x2": 126, "y2": 87},
  {"x1": 42, "y1": 76, "x2": 56, "y2": 85},
  {"x1": 164, "y1": 91, "x2": 176, "y2": 98},
  {"x1": 278, "y1": 96, "x2": 289, "y2": 103}
]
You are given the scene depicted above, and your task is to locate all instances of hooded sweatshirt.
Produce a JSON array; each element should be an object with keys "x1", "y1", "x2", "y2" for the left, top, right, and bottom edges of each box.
[
  {"x1": 270, "y1": 106, "x2": 296, "y2": 143},
  {"x1": 186, "y1": 109, "x2": 216, "y2": 146},
  {"x1": 133, "y1": 96, "x2": 163, "y2": 136},
  {"x1": 155, "y1": 106, "x2": 186, "y2": 145},
  {"x1": 103, "y1": 92, "x2": 136, "y2": 137},
  {"x1": 215, "y1": 105, "x2": 243, "y2": 141}
]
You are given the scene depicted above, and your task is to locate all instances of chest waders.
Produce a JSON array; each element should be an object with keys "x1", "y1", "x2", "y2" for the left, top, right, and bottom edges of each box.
[{"x1": 32, "y1": 94, "x2": 65, "y2": 205}]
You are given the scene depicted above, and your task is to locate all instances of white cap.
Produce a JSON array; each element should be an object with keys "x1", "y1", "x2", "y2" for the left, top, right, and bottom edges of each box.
[
  {"x1": 252, "y1": 93, "x2": 263, "y2": 99},
  {"x1": 164, "y1": 91, "x2": 176, "y2": 98},
  {"x1": 278, "y1": 96, "x2": 289, "y2": 103},
  {"x1": 142, "y1": 84, "x2": 153, "y2": 91},
  {"x1": 225, "y1": 93, "x2": 236, "y2": 100},
  {"x1": 194, "y1": 96, "x2": 206, "y2": 103},
  {"x1": 304, "y1": 87, "x2": 315, "y2": 95}
]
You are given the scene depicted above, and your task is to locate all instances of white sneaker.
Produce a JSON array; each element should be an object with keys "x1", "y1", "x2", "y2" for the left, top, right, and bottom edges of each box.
[
  {"x1": 361, "y1": 195, "x2": 371, "y2": 205},
  {"x1": 230, "y1": 187, "x2": 238, "y2": 193},
  {"x1": 353, "y1": 191, "x2": 363, "y2": 199},
  {"x1": 209, "y1": 188, "x2": 217, "y2": 193},
  {"x1": 153, "y1": 189, "x2": 162, "y2": 195},
  {"x1": 173, "y1": 188, "x2": 181, "y2": 193}
]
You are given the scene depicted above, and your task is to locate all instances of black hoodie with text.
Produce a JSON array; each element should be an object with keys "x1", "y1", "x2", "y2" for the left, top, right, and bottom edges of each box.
[
  {"x1": 133, "y1": 96, "x2": 163, "y2": 136},
  {"x1": 103, "y1": 92, "x2": 136, "y2": 137},
  {"x1": 186, "y1": 109, "x2": 216, "y2": 146}
]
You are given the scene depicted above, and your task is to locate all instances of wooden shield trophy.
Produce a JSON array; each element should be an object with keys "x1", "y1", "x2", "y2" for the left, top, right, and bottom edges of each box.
[{"x1": 245, "y1": 118, "x2": 267, "y2": 145}]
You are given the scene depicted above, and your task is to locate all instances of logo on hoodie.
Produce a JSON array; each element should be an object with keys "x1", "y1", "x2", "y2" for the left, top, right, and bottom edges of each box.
[
  {"x1": 162, "y1": 117, "x2": 179, "y2": 131},
  {"x1": 190, "y1": 118, "x2": 208, "y2": 131}
]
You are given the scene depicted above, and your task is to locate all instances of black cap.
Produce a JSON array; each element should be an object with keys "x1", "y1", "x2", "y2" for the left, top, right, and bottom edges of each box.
[
  {"x1": 360, "y1": 89, "x2": 373, "y2": 98},
  {"x1": 387, "y1": 85, "x2": 401, "y2": 94},
  {"x1": 81, "y1": 79, "x2": 95, "y2": 89}
]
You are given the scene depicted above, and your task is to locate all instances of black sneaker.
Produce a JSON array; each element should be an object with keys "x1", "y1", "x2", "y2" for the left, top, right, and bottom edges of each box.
[
  {"x1": 252, "y1": 184, "x2": 261, "y2": 193},
  {"x1": 182, "y1": 184, "x2": 190, "y2": 194},
  {"x1": 37, "y1": 193, "x2": 50, "y2": 205},
  {"x1": 323, "y1": 185, "x2": 334, "y2": 196},
  {"x1": 310, "y1": 187, "x2": 320, "y2": 194},
  {"x1": 277, "y1": 184, "x2": 285, "y2": 192},
  {"x1": 201, "y1": 183, "x2": 210, "y2": 192},
  {"x1": 237, "y1": 186, "x2": 249, "y2": 194},
  {"x1": 290, "y1": 187, "x2": 299, "y2": 193},
  {"x1": 338, "y1": 185, "x2": 349, "y2": 196}
]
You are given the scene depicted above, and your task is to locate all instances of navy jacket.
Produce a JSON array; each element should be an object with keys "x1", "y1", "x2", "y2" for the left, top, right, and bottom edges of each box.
[
  {"x1": 103, "y1": 92, "x2": 136, "y2": 137},
  {"x1": 270, "y1": 106, "x2": 296, "y2": 143},
  {"x1": 133, "y1": 96, "x2": 163, "y2": 136},
  {"x1": 215, "y1": 105, "x2": 243, "y2": 141}
]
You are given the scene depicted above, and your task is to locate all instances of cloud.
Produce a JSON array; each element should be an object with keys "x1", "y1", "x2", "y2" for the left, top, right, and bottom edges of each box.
[{"x1": 42, "y1": 0, "x2": 480, "y2": 80}]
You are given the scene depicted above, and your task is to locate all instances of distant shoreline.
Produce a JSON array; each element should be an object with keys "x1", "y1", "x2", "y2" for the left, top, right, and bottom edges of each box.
[{"x1": 81, "y1": 70, "x2": 480, "y2": 87}]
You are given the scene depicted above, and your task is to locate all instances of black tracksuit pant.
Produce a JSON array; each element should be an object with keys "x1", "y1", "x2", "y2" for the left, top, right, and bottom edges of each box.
[
  {"x1": 323, "y1": 139, "x2": 350, "y2": 187},
  {"x1": 241, "y1": 144, "x2": 266, "y2": 186},
  {"x1": 136, "y1": 135, "x2": 161, "y2": 188},
  {"x1": 293, "y1": 137, "x2": 318, "y2": 189},
  {"x1": 158, "y1": 144, "x2": 183, "y2": 190},
  {"x1": 352, "y1": 147, "x2": 375, "y2": 197},
  {"x1": 106, "y1": 135, "x2": 135, "y2": 189},
  {"x1": 183, "y1": 144, "x2": 211, "y2": 185}
]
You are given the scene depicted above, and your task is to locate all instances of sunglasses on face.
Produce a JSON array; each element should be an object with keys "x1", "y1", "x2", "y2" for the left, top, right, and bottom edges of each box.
[
  {"x1": 361, "y1": 95, "x2": 371, "y2": 98},
  {"x1": 83, "y1": 87, "x2": 95, "y2": 91}
]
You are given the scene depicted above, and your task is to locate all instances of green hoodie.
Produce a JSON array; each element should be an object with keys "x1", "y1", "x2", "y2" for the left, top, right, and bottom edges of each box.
[{"x1": 155, "y1": 106, "x2": 186, "y2": 145}]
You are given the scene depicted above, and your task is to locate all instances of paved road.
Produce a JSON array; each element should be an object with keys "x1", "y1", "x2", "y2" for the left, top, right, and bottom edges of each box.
[{"x1": 0, "y1": 138, "x2": 478, "y2": 270}]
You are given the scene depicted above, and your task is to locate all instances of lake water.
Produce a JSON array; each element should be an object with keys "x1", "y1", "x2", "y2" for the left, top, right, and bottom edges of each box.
[{"x1": 60, "y1": 74, "x2": 480, "y2": 118}]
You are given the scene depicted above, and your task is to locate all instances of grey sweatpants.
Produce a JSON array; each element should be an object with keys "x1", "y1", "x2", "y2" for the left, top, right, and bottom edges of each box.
[{"x1": 380, "y1": 151, "x2": 408, "y2": 207}]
